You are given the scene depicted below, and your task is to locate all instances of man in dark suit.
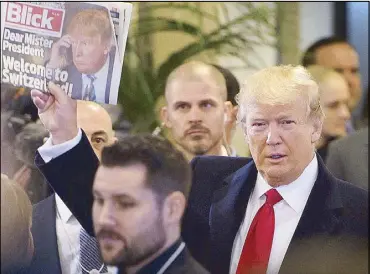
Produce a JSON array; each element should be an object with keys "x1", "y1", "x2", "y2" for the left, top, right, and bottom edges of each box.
[
  {"x1": 31, "y1": 83, "x2": 208, "y2": 273},
  {"x1": 47, "y1": 8, "x2": 115, "y2": 104},
  {"x1": 32, "y1": 63, "x2": 368, "y2": 274},
  {"x1": 27, "y1": 101, "x2": 117, "y2": 274},
  {"x1": 182, "y1": 65, "x2": 368, "y2": 274}
]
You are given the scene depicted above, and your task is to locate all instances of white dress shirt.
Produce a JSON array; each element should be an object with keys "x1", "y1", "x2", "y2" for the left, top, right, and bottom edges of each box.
[
  {"x1": 39, "y1": 130, "x2": 117, "y2": 274},
  {"x1": 229, "y1": 155, "x2": 318, "y2": 274},
  {"x1": 38, "y1": 129, "x2": 82, "y2": 163},
  {"x1": 82, "y1": 56, "x2": 110, "y2": 103},
  {"x1": 55, "y1": 194, "x2": 82, "y2": 274}
]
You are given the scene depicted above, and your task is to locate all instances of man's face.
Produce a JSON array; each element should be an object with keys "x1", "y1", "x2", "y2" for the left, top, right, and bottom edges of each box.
[
  {"x1": 77, "y1": 102, "x2": 115, "y2": 160},
  {"x1": 70, "y1": 30, "x2": 109, "y2": 74},
  {"x1": 244, "y1": 96, "x2": 321, "y2": 185},
  {"x1": 320, "y1": 74, "x2": 351, "y2": 137},
  {"x1": 315, "y1": 43, "x2": 361, "y2": 110},
  {"x1": 92, "y1": 164, "x2": 166, "y2": 266},
  {"x1": 163, "y1": 80, "x2": 226, "y2": 156}
]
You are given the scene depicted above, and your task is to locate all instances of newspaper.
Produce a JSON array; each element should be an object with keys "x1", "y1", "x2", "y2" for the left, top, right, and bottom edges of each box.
[{"x1": 1, "y1": 1, "x2": 132, "y2": 105}]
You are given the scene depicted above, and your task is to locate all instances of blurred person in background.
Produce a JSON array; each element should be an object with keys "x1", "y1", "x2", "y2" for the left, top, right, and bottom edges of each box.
[
  {"x1": 326, "y1": 88, "x2": 368, "y2": 190},
  {"x1": 211, "y1": 64, "x2": 240, "y2": 156},
  {"x1": 307, "y1": 65, "x2": 351, "y2": 161},
  {"x1": 302, "y1": 36, "x2": 363, "y2": 129},
  {"x1": 1, "y1": 174, "x2": 34, "y2": 274},
  {"x1": 1, "y1": 85, "x2": 38, "y2": 178},
  {"x1": 160, "y1": 61, "x2": 233, "y2": 161},
  {"x1": 13, "y1": 122, "x2": 51, "y2": 204},
  {"x1": 28, "y1": 100, "x2": 117, "y2": 274},
  {"x1": 101, "y1": 103, "x2": 132, "y2": 140}
]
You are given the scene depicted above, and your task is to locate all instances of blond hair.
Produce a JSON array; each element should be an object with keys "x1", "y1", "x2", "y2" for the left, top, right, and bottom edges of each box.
[
  {"x1": 67, "y1": 8, "x2": 113, "y2": 45},
  {"x1": 1, "y1": 176, "x2": 33, "y2": 272},
  {"x1": 165, "y1": 61, "x2": 227, "y2": 101},
  {"x1": 236, "y1": 65, "x2": 324, "y2": 124}
]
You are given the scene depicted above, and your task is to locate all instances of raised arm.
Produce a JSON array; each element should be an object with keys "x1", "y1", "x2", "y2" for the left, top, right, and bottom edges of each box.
[{"x1": 31, "y1": 82, "x2": 98, "y2": 235}]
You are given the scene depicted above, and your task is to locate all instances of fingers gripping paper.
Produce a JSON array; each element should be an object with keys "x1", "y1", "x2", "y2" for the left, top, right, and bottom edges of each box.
[{"x1": 1, "y1": 1, "x2": 132, "y2": 105}]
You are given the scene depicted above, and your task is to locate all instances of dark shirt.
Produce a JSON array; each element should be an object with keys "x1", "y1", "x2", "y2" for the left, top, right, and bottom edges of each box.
[
  {"x1": 119, "y1": 239, "x2": 182, "y2": 274},
  {"x1": 317, "y1": 136, "x2": 339, "y2": 161}
]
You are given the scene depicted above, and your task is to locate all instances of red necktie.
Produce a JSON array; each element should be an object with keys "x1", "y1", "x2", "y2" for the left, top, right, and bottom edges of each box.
[{"x1": 236, "y1": 189, "x2": 283, "y2": 274}]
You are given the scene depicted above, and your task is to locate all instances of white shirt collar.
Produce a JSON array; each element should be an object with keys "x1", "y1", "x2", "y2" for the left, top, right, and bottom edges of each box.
[
  {"x1": 220, "y1": 145, "x2": 229, "y2": 156},
  {"x1": 82, "y1": 55, "x2": 110, "y2": 81},
  {"x1": 55, "y1": 194, "x2": 74, "y2": 223},
  {"x1": 254, "y1": 155, "x2": 318, "y2": 214}
]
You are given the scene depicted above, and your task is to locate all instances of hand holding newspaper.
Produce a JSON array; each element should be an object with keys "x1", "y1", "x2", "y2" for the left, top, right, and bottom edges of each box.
[{"x1": 1, "y1": 1, "x2": 132, "y2": 105}]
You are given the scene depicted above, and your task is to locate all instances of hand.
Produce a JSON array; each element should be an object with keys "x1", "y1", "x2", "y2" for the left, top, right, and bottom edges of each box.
[
  {"x1": 31, "y1": 82, "x2": 78, "y2": 145},
  {"x1": 47, "y1": 35, "x2": 72, "y2": 69}
]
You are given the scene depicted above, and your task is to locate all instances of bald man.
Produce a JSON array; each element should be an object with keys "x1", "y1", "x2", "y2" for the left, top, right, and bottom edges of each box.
[
  {"x1": 28, "y1": 101, "x2": 117, "y2": 274},
  {"x1": 161, "y1": 61, "x2": 233, "y2": 161},
  {"x1": 76, "y1": 101, "x2": 116, "y2": 159}
]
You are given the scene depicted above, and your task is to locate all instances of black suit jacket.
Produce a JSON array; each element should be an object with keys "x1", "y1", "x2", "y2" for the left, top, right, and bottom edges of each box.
[
  {"x1": 35, "y1": 131, "x2": 208, "y2": 274},
  {"x1": 182, "y1": 155, "x2": 368, "y2": 274},
  {"x1": 163, "y1": 248, "x2": 208, "y2": 274},
  {"x1": 66, "y1": 50, "x2": 115, "y2": 104},
  {"x1": 27, "y1": 194, "x2": 62, "y2": 274},
  {"x1": 116, "y1": 247, "x2": 208, "y2": 274}
]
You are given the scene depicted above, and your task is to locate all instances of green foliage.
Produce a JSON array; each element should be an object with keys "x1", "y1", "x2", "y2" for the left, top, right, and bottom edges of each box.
[{"x1": 119, "y1": 2, "x2": 276, "y2": 133}]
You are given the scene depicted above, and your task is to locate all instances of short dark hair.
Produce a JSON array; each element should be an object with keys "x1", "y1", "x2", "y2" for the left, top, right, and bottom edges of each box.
[
  {"x1": 301, "y1": 36, "x2": 352, "y2": 67},
  {"x1": 101, "y1": 134, "x2": 191, "y2": 200},
  {"x1": 211, "y1": 64, "x2": 240, "y2": 105}
]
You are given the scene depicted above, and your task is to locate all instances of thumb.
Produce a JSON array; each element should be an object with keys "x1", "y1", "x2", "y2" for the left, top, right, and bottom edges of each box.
[{"x1": 48, "y1": 82, "x2": 68, "y2": 103}]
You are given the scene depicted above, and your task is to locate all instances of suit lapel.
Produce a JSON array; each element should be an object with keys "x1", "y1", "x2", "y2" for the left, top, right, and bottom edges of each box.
[
  {"x1": 209, "y1": 161, "x2": 258, "y2": 274},
  {"x1": 280, "y1": 154, "x2": 345, "y2": 272},
  {"x1": 30, "y1": 194, "x2": 62, "y2": 274}
]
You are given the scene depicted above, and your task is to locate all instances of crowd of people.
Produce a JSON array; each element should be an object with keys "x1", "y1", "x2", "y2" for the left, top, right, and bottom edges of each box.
[{"x1": 1, "y1": 36, "x2": 368, "y2": 274}]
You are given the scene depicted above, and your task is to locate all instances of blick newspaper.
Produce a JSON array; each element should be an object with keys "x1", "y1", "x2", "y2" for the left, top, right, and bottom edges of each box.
[{"x1": 1, "y1": 1, "x2": 132, "y2": 105}]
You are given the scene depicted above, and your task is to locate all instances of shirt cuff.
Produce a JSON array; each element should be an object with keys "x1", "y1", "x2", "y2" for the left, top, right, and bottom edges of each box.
[{"x1": 38, "y1": 128, "x2": 82, "y2": 163}]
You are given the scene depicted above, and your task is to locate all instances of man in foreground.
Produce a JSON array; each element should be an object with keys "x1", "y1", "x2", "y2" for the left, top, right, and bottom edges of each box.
[
  {"x1": 32, "y1": 65, "x2": 368, "y2": 274},
  {"x1": 183, "y1": 65, "x2": 368, "y2": 274},
  {"x1": 32, "y1": 83, "x2": 208, "y2": 274},
  {"x1": 28, "y1": 100, "x2": 117, "y2": 274}
]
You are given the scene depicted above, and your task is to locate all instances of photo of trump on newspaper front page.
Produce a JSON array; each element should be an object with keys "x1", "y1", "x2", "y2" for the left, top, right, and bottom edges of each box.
[{"x1": 1, "y1": 1, "x2": 132, "y2": 105}]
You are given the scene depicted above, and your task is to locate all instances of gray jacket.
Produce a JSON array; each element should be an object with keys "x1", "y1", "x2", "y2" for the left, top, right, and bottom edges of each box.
[{"x1": 326, "y1": 128, "x2": 368, "y2": 190}]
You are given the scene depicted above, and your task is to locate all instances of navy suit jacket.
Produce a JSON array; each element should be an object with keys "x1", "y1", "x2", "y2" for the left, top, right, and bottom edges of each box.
[
  {"x1": 27, "y1": 194, "x2": 62, "y2": 274},
  {"x1": 35, "y1": 131, "x2": 208, "y2": 274},
  {"x1": 183, "y1": 155, "x2": 368, "y2": 273},
  {"x1": 65, "y1": 50, "x2": 115, "y2": 104},
  {"x1": 35, "y1": 131, "x2": 368, "y2": 274}
]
